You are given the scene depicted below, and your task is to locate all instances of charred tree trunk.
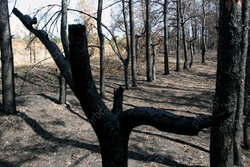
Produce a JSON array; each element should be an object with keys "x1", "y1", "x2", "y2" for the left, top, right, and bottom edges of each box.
[
  {"x1": 192, "y1": 18, "x2": 197, "y2": 56},
  {"x1": 129, "y1": 0, "x2": 137, "y2": 87},
  {"x1": 243, "y1": 0, "x2": 250, "y2": 151},
  {"x1": 201, "y1": 0, "x2": 206, "y2": 64},
  {"x1": 97, "y1": 0, "x2": 106, "y2": 98},
  {"x1": 0, "y1": 0, "x2": 16, "y2": 114},
  {"x1": 164, "y1": 0, "x2": 169, "y2": 75},
  {"x1": 146, "y1": 0, "x2": 153, "y2": 82},
  {"x1": 189, "y1": 41, "x2": 194, "y2": 68},
  {"x1": 122, "y1": 0, "x2": 130, "y2": 89},
  {"x1": 69, "y1": 24, "x2": 227, "y2": 167},
  {"x1": 234, "y1": 0, "x2": 249, "y2": 165},
  {"x1": 179, "y1": 0, "x2": 188, "y2": 69},
  {"x1": 176, "y1": 0, "x2": 180, "y2": 72},
  {"x1": 210, "y1": 1, "x2": 244, "y2": 166},
  {"x1": 59, "y1": 0, "x2": 69, "y2": 104},
  {"x1": 243, "y1": 34, "x2": 250, "y2": 149},
  {"x1": 151, "y1": 44, "x2": 156, "y2": 80}
]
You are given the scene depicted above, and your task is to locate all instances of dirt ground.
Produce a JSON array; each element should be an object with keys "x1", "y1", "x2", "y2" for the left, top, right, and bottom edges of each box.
[{"x1": 0, "y1": 48, "x2": 249, "y2": 167}]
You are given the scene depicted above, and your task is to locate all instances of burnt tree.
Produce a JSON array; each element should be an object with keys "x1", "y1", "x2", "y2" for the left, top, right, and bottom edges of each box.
[
  {"x1": 0, "y1": 0, "x2": 16, "y2": 114},
  {"x1": 59, "y1": 0, "x2": 69, "y2": 104},
  {"x1": 163, "y1": 0, "x2": 170, "y2": 75},
  {"x1": 14, "y1": 8, "x2": 228, "y2": 167},
  {"x1": 210, "y1": 1, "x2": 246, "y2": 166},
  {"x1": 129, "y1": 0, "x2": 137, "y2": 87},
  {"x1": 97, "y1": 0, "x2": 106, "y2": 98},
  {"x1": 146, "y1": 0, "x2": 153, "y2": 82},
  {"x1": 176, "y1": 0, "x2": 181, "y2": 71}
]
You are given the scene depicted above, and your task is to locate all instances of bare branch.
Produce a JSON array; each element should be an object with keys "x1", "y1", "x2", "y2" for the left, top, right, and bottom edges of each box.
[
  {"x1": 119, "y1": 107, "x2": 228, "y2": 136},
  {"x1": 12, "y1": 8, "x2": 75, "y2": 93}
]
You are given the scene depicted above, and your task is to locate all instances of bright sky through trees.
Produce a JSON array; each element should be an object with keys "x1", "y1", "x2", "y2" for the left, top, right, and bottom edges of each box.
[{"x1": 8, "y1": 0, "x2": 113, "y2": 37}]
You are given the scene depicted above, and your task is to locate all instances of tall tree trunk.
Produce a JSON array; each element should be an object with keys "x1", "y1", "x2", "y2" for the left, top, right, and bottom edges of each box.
[
  {"x1": 146, "y1": 0, "x2": 153, "y2": 82},
  {"x1": 151, "y1": 44, "x2": 156, "y2": 80},
  {"x1": 189, "y1": 41, "x2": 193, "y2": 68},
  {"x1": 129, "y1": 0, "x2": 137, "y2": 87},
  {"x1": 192, "y1": 18, "x2": 197, "y2": 56},
  {"x1": 179, "y1": 0, "x2": 188, "y2": 69},
  {"x1": 210, "y1": 1, "x2": 244, "y2": 166},
  {"x1": 243, "y1": 0, "x2": 250, "y2": 151},
  {"x1": 164, "y1": 0, "x2": 169, "y2": 75},
  {"x1": 97, "y1": 0, "x2": 106, "y2": 98},
  {"x1": 59, "y1": 0, "x2": 69, "y2": 104},
  {"x1": 201, "y1": 0, "x2": 206, "y2": 64},
  {"x1": 176, "y1": 0, "x2": 180, "y2": 71},
  {"x1": 122, "y1": 0, "x2": 130, "y2": 89},
  {"x1": 234, "y1": 0, "x2": 249, "y2": 165},
  {"x1": 0, "y1": 0, "x2": 16, "y2": 114}
]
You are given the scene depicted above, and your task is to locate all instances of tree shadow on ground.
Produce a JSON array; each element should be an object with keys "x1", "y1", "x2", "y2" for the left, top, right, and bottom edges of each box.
[
  {"x1": 16, "y1": 111, "x2": 194, "y2": 166},
  {"x1": 0, "y1": 159, "x2": 15, "y2": 167},
  {"x1": 132, "y1": 129, "x2": 209, "y2": 153}
]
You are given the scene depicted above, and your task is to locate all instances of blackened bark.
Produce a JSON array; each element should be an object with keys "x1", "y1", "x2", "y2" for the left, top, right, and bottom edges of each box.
[
  {"x1": 97, "y1": 0, "x2": 106, "y2": 98},
  {"x1": 210, "y1": 1, "x2": 244, "y2": 166},
  {"x1": 146, "y1": 0, "x2": 153, "y2": 82},
  {"x1": 0, "y1": 0, "x2": 16, "y2": 114},
  {"x1": 164, "y1": 0, "x2": 169, "y2": 75},
  {"x1": 179, "y1": 0, "x2": 188, "y2": 69},
  {"x1": 242, "y1": 0, "x2": 250, "y2": 151},
  {"x1": 122, "y1": 0, "x2": 130, "y2": 89},
  {"x1": 68, "y1": 25, "x2": 128, "y2": 166},
  {"x1": 192, "y1": 19, "x2": 197, "y2": 56},
  {"x1": 151, "y1": 44, "x2": 156, "y2": 80},
  {"x1": 176, "y1": 0, "x2": 180, "y2": 72},
  {"x1": 201, "y1": 0, "x2": 206, "y2": 64},
  {"x1": 59, "y1": 0, "x2": 69, "y2": 104},
  {"x1": 234, "y1": 0, "x2": 249, "y2": 165},
  {"x1": 189, "y1": 41, "x2": 194, "y2": 68},
  {"x1": 243, "y1": 107, "x2": 250, "y2": 149},
  {"x1": 129, "y1": 0, "x2": 137, "y2": 87},
  {"x1": 243, "y1": 38, "x2": 250, "y2": 149}
]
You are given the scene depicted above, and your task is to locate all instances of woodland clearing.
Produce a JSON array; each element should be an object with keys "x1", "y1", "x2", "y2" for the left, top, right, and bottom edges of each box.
[{"x1": 0, "y1": 42, "x2": 249, "y2": 166}]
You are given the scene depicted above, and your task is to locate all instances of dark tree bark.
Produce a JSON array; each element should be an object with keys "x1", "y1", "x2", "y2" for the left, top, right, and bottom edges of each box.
[
  {"x1": 176, "y1": 0, "x2": 180, "y2": 72},
  {"x1": 164, "y1": 0, "x2": 170, "y2": 75},
  {"x1": 201, "y1": 0, "x2": 206, "y2": 64},
  {"x1": 14, "y1": 9, "x2": 229, "y2": 166},
  {"x1": 0, "y1": 0, "x2": 16, "y2": 114},
  {"x1": 68, "y1": 24, "x2": 221, "y2": 167},
  {"x1": 188, "y1": 40, "x2": 194, "y2": 68},
  {"x1": 179, "y1": 0, "x2": 188, "y2": 69},
  {"x1": 129, "y1": 0, "x2": 137, "y2": 87},
  {"x1": 97, "y1": 0, "x2": 106, "y2": 98},
  {"x1": 233, "y1": 0, "x2": 249, "y2": 165},
  {"x1": 59, "y1": 0, "x2": 69, "y2": 104},
  {"x1": 243, "y1": 0, "x2": 250, "y2": 150},
  {"x1": 122, "y1": 0, "x2": 130, "y2": 90},
  {"x1": 210, "y1": 1, "x2": 244, "y2": 166},
  {"x1": 243, "y1": 43, "x2": 250, "y2": 148},
  {"x1": 151, "y1": 44, "x2": 156, "y2": 80},
  {"x1": 146, "y1": 0, "x2": 153, "y2": 82},
  {"x1": 192, "y1": 18, "x2": 197, "y2": 57}
]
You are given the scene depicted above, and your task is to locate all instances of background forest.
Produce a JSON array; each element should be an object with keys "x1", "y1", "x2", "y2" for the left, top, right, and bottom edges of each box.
[{"x1": 0, "y1": 0, "x2": 249, "y2": 167}]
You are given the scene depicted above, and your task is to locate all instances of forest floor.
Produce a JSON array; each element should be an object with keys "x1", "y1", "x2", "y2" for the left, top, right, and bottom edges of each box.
[{"x1": 0, "y1": 48, "x2": 249, "y2": 167}]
